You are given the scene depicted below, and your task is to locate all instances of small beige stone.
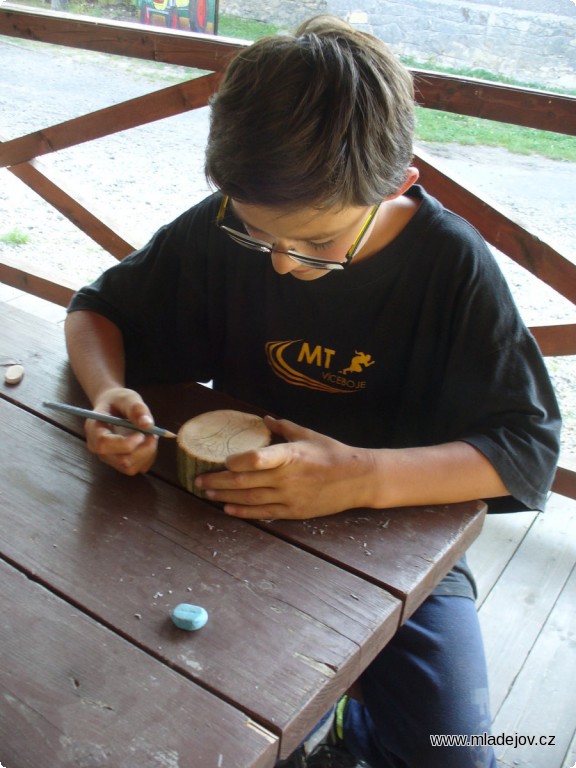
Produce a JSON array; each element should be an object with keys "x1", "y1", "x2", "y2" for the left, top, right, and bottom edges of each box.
[{"x1": 4, "y1": 364, "x2": 24, "y2": 385}]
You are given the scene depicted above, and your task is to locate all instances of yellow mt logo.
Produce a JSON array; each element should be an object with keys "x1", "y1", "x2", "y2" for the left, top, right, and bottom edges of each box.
[{"x1": 265, "y1": 340, "x2": 374, "y2": 394}]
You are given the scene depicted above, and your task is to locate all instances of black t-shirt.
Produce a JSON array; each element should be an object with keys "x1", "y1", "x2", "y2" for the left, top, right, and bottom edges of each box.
[{"x1": 69, "y1": 186, "x2": 561, "y2": 598}]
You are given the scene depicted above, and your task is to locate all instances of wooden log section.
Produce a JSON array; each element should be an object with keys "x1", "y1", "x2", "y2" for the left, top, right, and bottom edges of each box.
[{"x1": 177, "y1": 409, "x2": 271, "y2": 497}]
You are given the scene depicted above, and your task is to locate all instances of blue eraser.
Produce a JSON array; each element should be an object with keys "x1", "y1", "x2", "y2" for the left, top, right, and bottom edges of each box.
[{"x1": 170, "y1": 603, "x2": 208, "y2": 631}]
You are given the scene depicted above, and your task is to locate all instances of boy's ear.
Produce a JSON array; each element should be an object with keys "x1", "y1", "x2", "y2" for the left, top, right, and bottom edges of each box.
[{"x1": 387, "y1": 166, "x2": 420, "y2": 200}]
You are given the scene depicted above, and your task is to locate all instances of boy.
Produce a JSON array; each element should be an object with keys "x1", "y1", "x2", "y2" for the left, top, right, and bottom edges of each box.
[{"x1": 65, "y1": 15, "x2": 560, "y2": 767}]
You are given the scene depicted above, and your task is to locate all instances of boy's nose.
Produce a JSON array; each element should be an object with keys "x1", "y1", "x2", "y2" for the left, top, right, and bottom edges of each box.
[{"x1": 271, "y1": 248, "x2": 299, "y2": 275}]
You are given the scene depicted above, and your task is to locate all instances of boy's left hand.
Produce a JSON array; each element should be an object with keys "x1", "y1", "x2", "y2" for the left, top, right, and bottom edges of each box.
[{"x1": 193, "y1": 415, "x2": 373, "y2": 519}]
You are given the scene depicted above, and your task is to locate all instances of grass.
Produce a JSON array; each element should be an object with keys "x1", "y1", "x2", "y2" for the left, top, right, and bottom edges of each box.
[
  {"x1": 403, "y1": 56, "x2": 576, "y2": 96},
  {"x1": 217, "y1": 16, "x2": 279, "y2": 40},
  {"x1": 406, "y1": 57, "x2": 576, "y2": 162},
  {"x1": 0, "y1": 228, "x2": 30, "y2": 246},
  {"x1": 415, "y1": 108, "x2": 576, "y2": 162}
]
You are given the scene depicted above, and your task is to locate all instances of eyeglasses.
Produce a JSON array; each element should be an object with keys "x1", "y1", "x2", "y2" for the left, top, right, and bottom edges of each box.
[{"x1": 216, "y1": 195, "x2": 380, "y2": 271}]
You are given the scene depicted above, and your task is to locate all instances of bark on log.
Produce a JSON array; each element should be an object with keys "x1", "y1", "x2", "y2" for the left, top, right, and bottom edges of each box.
[{"x1": 177, "y1": 409, "x2": 271, "y2": 498}]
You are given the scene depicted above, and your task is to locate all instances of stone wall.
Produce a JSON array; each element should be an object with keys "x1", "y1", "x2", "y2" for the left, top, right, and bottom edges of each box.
[
  {"x1": 331, "y1": 0, "x2": 576, "y2": 89},
  {"x1": 217, "y1": 0, "x2": 576, "y2": 89}
]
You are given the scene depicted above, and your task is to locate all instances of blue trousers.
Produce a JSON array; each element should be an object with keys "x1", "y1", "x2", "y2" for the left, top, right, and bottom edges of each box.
[{"x1": 343, "y1": 595, "x2": 497, "y2": 768}]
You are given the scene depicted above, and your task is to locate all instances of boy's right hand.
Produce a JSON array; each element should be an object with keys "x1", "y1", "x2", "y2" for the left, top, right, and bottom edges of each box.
[{"x1": 85, "y1": 387, "x2": 159, "y2": 475}]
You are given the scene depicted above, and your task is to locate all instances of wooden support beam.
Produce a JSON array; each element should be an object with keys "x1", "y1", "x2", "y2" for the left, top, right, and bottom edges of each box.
[
  {"x1": 0, "y1": 256, "x2": 78, "y2": 307},
  {"x1": 552, "y1": 460, "x2": 576, "y2": 501},
  {"x1": 0, "y1": 5, "x2": 242, "y2": 71},
  {"x1": 0, "y1": 72, "x2": 221, "y2": 168},
  {"x1": 1, "y1": 7, "x2": 574, "y2": 136},
  {"x1": 414, "y1": 150, "x2": 576, "y2": 308},
  {"x1": 530, "y1": 325, "x2": 576, "y2": 358},
  {"x1": 7, "y1": 155, "x2": 138, "y2": 259},
  {"x1": 413, "y1": 71, "x2": 576, "y2": 137}
]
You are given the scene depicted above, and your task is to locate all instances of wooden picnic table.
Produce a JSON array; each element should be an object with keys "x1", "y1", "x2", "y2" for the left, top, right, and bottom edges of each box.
[{"x1": 0, "y1": 302, "x2": 486, "y2": 767}]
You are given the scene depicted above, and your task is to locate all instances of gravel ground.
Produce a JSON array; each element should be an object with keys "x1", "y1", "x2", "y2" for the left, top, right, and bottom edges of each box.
[{"x1": 1, "y1": 35, "x2": 574, "y2": 455}]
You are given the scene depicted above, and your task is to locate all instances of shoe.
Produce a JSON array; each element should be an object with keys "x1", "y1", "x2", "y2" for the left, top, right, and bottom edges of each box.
[
  {"x1": 276, "y1": 748, "x2": 306, "y2": 768},
  {"x1": 277, "y1": 744, "x2": 368, "y2": 768},
  {"x1": 307, "y1": 743, "x2": 369, "y2": 767},
  {"x1": 276, "y1": 696, "x2": 370, "y2": 767}
]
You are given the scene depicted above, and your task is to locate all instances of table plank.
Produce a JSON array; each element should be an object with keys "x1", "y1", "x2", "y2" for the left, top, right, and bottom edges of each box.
[
  {"x1": 265, "y1": 502, "x2": 485, "y2": 621},
  {"x1": 0, "y1": 558, "x2": 278, "y2": 768},
  {"x1": 0, "y1": 302, "x2": 83, "y2": 410},
  {"x1": 0, "y1": 398, "x2": 401, "y2": 759},
  {"x1": 0, "y1": 302, "x2": 486, "y2": 622},
  {"x1": 140, "y1": 381, "x2": 487, "y2": 620}
]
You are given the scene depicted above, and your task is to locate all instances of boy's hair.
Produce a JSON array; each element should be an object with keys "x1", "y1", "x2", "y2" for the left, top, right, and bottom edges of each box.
[{"x1": 205, "y1": 15, "x2": 415, "y2": 209}]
